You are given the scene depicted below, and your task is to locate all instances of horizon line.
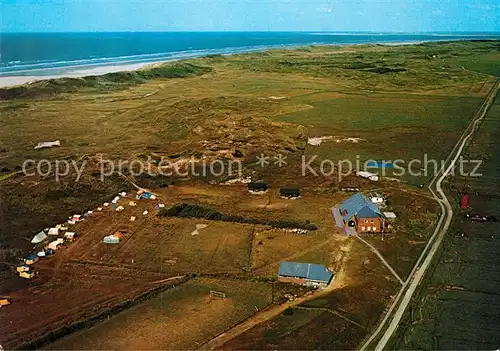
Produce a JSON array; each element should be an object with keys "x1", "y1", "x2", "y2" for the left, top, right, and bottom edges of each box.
[{"x1": 2, "y1": 30, "x2": 500, "y2": 35}]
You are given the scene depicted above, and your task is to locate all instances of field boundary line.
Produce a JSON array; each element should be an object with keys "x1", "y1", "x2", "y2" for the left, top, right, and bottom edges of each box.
[
  {"x1": 293, "y1": 306, "x2": 367, "y2": 329},
  {"x1": 354, "y1": 235, "x2": 404, "y2": 285},
  {"x1": 64, "y1": 259, "x2": 181, "y2": 276},
  {"x1": 14, "y1": 275, "x2": 191, "y2": 350}
]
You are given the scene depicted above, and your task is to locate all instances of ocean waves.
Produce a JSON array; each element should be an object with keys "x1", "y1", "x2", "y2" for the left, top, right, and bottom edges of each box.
[{"x1": 0, "y1": 42, "x2": 314, "y2": 76}]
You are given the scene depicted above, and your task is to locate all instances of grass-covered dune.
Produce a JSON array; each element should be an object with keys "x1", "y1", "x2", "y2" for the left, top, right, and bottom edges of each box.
[
  {"x1": 0, "y1": 62, "x2": 212, "y2": 100},
  {"x1": 227, "y1": 40, "x2": 500, "y2": 88},
  {"x1": 1, "y1": 40, "x2": 499, "y2": 101}
]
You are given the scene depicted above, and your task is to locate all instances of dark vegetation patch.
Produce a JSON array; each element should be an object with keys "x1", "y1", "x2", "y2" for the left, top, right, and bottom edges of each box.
[
  {"x1": 368, "y1": 67, "x2": 407, "y2": 74},
  {"x1": 203, "y1": 54, "x2": 227, "y2": 63},
  {"x1": 232, "y1": 149, "x2": 244, "y2": 158},
  {"x1": 133, "y1": 173, "x2": 171, "y2": 189},
  {"x1": 158, "y1": 203, "x2": 318, "y2": 230},
  {"x1": 44, "y1": 183, "x2": 102, "y2": 201},
  {"x1": 343, "y1": 62, "x2": 377, "y2": 69}
]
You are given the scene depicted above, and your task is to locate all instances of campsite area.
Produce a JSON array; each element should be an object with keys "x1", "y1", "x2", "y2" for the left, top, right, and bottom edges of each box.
[{"x1": 1, "y1": 182, "x2": 440, "y2": 349}]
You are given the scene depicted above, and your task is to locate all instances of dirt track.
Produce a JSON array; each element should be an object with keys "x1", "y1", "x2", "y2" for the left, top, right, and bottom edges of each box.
[
  {"x1": 200, "y1": 238, "x2": 351, "y2": 350},
  {"x1": 199, "y1": 274, "x2": 345, "y2": 350}
]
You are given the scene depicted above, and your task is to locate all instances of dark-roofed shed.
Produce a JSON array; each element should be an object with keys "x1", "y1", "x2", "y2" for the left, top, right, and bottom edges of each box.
[
  {"x1": 280, "y1": 187, "x2": 300, "y2": 198},
  {"x1": 248, "y1": 182, "x2": 268, "y2": 192}
]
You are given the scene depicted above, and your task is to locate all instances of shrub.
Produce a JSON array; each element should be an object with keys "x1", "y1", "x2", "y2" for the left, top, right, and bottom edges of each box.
[
  {"x1": 368, "y1": 67, "x2": 407, "y2": 74},
  {"x1": 158, "y1": 203, "x2": 317, "y2": 230}
]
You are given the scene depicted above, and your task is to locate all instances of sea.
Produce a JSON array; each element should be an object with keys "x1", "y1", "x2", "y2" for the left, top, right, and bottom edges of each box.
[{"x1": 1, "y1": 32, "x2": 499, "y2": 78}]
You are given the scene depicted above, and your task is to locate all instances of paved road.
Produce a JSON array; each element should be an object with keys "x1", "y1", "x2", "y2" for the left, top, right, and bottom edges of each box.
[{"x1": 361, "y1": 80, "x2": 499, "y2": 350}]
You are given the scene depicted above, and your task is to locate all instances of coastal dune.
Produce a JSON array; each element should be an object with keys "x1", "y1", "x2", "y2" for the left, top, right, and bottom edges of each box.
[
  {"x1": 2, "y1": 32, "x2": 498, "y2": 88},
  {"x1": 0, "y1": 61, "x2": 158, "y2": 87}
]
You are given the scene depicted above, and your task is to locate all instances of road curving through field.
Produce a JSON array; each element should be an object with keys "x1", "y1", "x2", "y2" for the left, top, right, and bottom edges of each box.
[{"x1": 361, "y1": 79, "x2": 499, "y2": 351}]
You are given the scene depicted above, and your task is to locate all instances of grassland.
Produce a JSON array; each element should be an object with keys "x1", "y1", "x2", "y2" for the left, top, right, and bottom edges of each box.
[
  {"x1": 46, "y1": 277, "x2": 274, "y2": 350},
  {"x1": 394, "y1": 93, "x2": 500, "y2": 350},
  {"x1": 221, "y1": 239, "x2": 401, "y2": 350},
  {"x1": 0, "y1": 40, "x2": 499, "y2": 349},
  {"x1": 0, "y1": 181, "x2": 442, "y2": 349},
  {"x1": 363, "y1": 189, "x2": 440, "y2": 279}
]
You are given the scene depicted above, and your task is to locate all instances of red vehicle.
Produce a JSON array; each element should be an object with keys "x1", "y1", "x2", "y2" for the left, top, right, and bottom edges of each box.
[{"x1": 460, "y1": 194, "x2": 469, "y2": 209}]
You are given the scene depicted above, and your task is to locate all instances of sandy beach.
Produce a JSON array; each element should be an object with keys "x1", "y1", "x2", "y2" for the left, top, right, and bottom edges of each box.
[
  {"x1": 0, "y1": 61, "x2": 163, "y2": 87},
  {"x1": 0, "y1": 40, "x2": 295, "y2": 88}
]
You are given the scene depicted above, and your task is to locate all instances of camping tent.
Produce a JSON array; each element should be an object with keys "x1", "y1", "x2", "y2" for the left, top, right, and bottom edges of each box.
[
  {"x1": 25, "y1": 254, "x2": 39, "y2": 265},
  {"x1": 64, "y1": 232, "x2": 77, "y2": 241},
  {"x1": 47, "y1": 239, "x2": 64, "y2": 251},
  {"x1": 104, "y1": 235, "x2": 120, "y2": 244},
  {"x1": 31, "y1": 231, "x2": 48, "y2": 244},
  {"x1": 16, "y1": 265, "x2": 30, "y2": 272},
  {"x1": 137, "y1": 191, "x2": 156, "y2": 200},
  {"x1": 113, "y1": 231, "x2": 125, "y2": 239},
  {"x1": 19, "y1": 271, "x2": 35, "y2": 279},
  {"x1": 47, "y1": 242, "x2": 59, "y2": 250},
  {"x1": 71, "y1": 214, "x2": 82, "y2": 222},
  {"x1": 48, "y1": 227, "x2": 59, "y2": 236}
]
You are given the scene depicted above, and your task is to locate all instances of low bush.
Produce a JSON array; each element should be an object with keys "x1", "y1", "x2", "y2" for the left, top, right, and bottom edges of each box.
[
  {"x1": 158, "y1": 203, "x2": 318, "y2": 230},
  {"x1": 368, "y1": 67, "x2": 407, "y2": 74}
]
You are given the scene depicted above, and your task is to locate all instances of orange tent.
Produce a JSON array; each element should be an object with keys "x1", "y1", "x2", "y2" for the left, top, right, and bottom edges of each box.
[{"x1": 113, "y1": 231, "x2": 125, "y2": 239}]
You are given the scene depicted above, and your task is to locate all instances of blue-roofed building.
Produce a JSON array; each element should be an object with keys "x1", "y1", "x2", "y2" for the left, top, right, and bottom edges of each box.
[
  {"x1": 338, "y1": 192, "x2": 385, "y2": 234},
  {"x1": 278, "y1": 261, "x2": 334, "y2": 288}
]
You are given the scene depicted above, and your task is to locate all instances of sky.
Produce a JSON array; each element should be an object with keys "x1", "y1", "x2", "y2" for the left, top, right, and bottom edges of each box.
[{"x1": 1, "y1": 0, "x2": 499, "y2": 33}]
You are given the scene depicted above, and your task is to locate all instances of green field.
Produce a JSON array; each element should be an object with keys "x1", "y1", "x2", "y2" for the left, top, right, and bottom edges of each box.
[
  {"x1": 394, "y1": 91, "x2": 500, "y2": 350},
  {"x1": 280, "y1": 92, "x2": 483, "y2": 184}
]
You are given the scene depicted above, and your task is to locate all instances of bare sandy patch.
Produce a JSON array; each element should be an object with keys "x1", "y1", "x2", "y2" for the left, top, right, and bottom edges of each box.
[{"x1": 308, "y1": 136, "x2": 366, "y2": 146}]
